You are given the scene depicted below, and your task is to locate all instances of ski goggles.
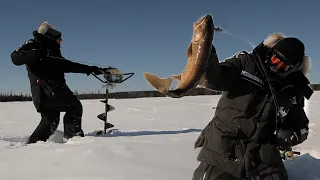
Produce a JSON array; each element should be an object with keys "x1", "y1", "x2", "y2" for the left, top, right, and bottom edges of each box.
[{"x1": 269, "y1": 52, "x2": 293, "y2": 73}]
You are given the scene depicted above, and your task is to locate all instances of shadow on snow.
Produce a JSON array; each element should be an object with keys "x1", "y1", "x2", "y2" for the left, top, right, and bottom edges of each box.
[{"x1": 85, "y1": 128, "x2": 202, "y2": 137}]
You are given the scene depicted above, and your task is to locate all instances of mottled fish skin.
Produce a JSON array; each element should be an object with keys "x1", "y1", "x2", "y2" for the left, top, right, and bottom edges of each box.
[
  {"x1": 168, "y1": 15, "x2": 214, "y2": 97},
  {"x1": 144, "y1": 15, "x2": 214, "y2": 98}
]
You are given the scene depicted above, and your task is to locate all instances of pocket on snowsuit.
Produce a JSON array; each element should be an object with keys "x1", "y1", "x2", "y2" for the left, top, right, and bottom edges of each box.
[
  {"x1": 217, "y1": 93, "x2": 259, "y2": 139},
  {"x1": 194, "y1": 121, "x2": 213, "y2": 149},
  {"x1": 196, "y1": 121, "x2": 246, "y2": 178},
  {"x1": 206, "y1": 122, "x2": 240, "y2": 160}
]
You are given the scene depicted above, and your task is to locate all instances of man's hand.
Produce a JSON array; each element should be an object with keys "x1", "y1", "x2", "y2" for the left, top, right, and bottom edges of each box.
[
  {"x1": 87, "y1": 66, "x2": 103, "y2": 76},
  {"x1": 276, "y1": 128, "x2": 309, "y2": 149},
  {"x1": 276, "y1": 130, "x2": 293, "y2": 149},
  {"x1": 210, "y1": 45, "x2": 216, "y2": 55}
]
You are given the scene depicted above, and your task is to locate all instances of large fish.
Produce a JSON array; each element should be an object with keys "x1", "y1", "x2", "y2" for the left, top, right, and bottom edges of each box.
[{"x1": 144, "y1": 14, "x2": 214, "y2": 98}]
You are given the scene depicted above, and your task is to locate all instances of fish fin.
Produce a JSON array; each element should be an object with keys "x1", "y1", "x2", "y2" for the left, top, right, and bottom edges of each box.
[
  {"x1": 172, "y1": 74, "x2": 182, "y2": 81},
  {"x1": 144, "y1": 72, "x2": 172, "y2": 95},
  {"x1": 187, "y1": 43, "x2": 192, "y2": 60}
]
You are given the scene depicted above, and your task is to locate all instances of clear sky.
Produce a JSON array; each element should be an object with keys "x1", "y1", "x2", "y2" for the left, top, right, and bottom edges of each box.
[{"x1": 1, "y1": 0, "x2": 319, "y2": 94}]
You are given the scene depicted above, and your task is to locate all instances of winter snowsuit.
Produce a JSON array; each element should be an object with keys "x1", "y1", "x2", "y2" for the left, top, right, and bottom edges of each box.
[
  {"x1": 193, "y1": 43, "x2": 312, "y2": 180},
  {"x1": 11, "y1": 31, "x2": 96, "y2": 143}
]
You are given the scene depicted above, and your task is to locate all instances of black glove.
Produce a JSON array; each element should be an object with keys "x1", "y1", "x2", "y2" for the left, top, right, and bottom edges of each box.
[
  {"x1": 276, "y1": 128, "x2": 308, "y2": 149},
  {"x1": 210, "y1": 45, "x2": 216, "y2": 54},
  {"x1": 276, "y1": 130, "x2": 292, "y2": 149},
  {"x1": 88, "y1": 66, "x2": 103, "y2": 75}
]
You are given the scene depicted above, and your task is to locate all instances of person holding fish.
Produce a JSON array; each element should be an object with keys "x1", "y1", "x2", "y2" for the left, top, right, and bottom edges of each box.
[{"x1": 192, "y1": 33, "x2": 313, "y2": 180}]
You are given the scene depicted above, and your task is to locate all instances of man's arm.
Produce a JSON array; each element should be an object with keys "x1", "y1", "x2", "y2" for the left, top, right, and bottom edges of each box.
[
  {"x1": 204, "y1": 46, "x2": 244, "y2": 91},
  {"x1": 277, "y1": 96, "x2": 309, "y2": 148},
  {"x1": 11, "y1": 40, "x2": 44, "y2": 66},
  {"x1": 58, "y1": 58, "x2": 101, "y2": 75}
]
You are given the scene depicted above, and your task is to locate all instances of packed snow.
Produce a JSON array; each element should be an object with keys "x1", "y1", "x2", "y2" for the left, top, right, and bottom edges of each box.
[{"x1": 0, "y1": 92, "x2": 320, "y2": 180}]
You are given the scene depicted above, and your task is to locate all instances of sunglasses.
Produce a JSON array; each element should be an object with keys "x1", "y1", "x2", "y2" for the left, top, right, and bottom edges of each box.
[{"x1": 269, "y1": 51, "x2": 293, "y2": 73}]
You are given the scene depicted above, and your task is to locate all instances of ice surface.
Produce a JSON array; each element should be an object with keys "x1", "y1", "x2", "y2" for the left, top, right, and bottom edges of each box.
[{"x1": 0, "y1": 93, "x2": 319, "y2": 180}]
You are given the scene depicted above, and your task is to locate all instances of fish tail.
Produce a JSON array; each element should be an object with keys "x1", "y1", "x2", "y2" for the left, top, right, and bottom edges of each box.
[
  {"x1": 172, "y1": 74, "x2": 182, "y2": 81},
  {"x1": 144, "y1": 72, "x2": 172, "y2": 95}
]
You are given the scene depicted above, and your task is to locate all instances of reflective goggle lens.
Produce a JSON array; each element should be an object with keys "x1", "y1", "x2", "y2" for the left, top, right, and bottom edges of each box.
[{"x1": 270, "y1": 55, "x2": 290, "y2": 72}]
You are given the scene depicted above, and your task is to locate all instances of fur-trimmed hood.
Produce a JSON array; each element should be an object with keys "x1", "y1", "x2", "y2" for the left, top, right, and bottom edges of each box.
[{"x1": 263, "y1": 33, "x2": 311, "y2": 77}]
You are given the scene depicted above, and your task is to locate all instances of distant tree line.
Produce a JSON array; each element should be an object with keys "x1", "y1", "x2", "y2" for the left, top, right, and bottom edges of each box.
[
  {"x1": 1, "y1": 84, "x2": 320, "y2": 102},
  {"x1": 0, "y1": 88, "x2": 222, "y2": 102},
  {"x1": 0, "y1": 92, "x2": 32, "y2": 102}
]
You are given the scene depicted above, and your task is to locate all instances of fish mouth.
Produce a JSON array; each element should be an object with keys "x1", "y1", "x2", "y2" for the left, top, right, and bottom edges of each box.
[
  {"x1": 195, "y1": 15, "x2": 212, "y2": 26},
  {"x1": 193, "y1": 15, "x2": 213, "y2": 42}
]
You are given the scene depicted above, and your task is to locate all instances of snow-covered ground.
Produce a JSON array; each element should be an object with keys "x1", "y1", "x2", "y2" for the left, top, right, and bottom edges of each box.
[{"x1": 0, "y1": 92, "x2": 319, "y2": 180}]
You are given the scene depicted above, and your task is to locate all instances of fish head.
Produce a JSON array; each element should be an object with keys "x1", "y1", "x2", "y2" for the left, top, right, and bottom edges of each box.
[{"x1": 192, "y1": 15, "x2": 214, "y2": 42}]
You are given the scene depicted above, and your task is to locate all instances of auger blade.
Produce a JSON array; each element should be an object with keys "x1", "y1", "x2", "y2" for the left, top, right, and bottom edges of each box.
[{"x1": 97, "y1": 113, "x2": 106, "y2": 121}]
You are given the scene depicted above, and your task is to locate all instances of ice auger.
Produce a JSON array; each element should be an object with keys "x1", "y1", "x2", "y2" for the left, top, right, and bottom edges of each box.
[{"x1": 92, "y1": 67, "x2": 134, "y2": 135}]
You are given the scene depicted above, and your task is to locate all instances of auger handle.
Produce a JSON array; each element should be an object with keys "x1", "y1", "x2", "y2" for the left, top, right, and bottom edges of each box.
[
  {"x1": 91, "y1": 73, "x2": 106, "y2": 83},
  {"x1": 91, "y1": 69, "x2": 134, "y2": 84},
  {"x1": 117, "y1": 72, "x2": 134, "y2": 83}
]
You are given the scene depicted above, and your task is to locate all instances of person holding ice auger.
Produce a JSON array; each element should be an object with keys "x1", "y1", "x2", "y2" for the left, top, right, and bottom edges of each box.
[{"x1": 11, "y1": 21, "x2": 106, "y2": 144}]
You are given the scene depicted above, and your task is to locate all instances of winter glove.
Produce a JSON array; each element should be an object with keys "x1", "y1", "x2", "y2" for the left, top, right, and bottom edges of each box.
[
  {"x1": 87, "y1": 66, "x2": 103, "y2": 75},
  {"x1": 210, "y1": 45, "x2": 216, "y2": 54},
  {"x1": 206, "y1": 45, "x2": 218, "y2": 67},
  {"x1": 276, "y1": 128, "x2": 309, "y2": 149}
]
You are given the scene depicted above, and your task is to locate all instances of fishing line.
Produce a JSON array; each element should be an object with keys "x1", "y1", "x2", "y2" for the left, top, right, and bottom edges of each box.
[{"x1": 216, "y1": 27, "x2": 256, "y2": 49}]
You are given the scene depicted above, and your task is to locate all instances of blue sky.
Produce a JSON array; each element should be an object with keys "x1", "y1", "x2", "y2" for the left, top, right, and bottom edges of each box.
[{"x1": 0, "y1": 0, "x2": 319, "y2": 94}]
